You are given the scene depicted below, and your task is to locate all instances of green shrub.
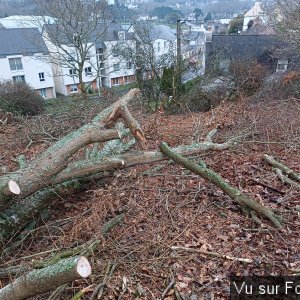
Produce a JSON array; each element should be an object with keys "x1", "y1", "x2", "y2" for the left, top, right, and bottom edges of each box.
[{"x1": 0, "y1": 81, "x2": 45, "y2": 116}]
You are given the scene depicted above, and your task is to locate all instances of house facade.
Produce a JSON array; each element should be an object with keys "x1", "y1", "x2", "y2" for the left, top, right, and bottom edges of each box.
[
  {"x1": 95, "y1": 23, "x2": 136, "y2": 88},
  {"x1": 0, "y1": 28, "x2": 56, "y2": 98},
  {"x1": 182, "y1": 27, "x2": 206, "y2": 82},
  {"x1": 242, "y1": 2, "x2": 267, "y2": 32}
]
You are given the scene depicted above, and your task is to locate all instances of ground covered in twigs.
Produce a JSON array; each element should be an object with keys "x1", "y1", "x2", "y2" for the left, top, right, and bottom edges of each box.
[{"x1": 0, "y1": 97, "x2": 299, "y2": 299}]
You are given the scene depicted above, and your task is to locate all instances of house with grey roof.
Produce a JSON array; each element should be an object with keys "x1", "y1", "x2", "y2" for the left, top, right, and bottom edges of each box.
[
  {"x1": 94, "y1": 22, "x2": 136, "y2": 88},
  {"x1": 182, "y1": 29, "x2": 206, "y2": 82},
  {"x1": 0, "y1": 28, "x2": 56, "y2": 98},
  {"x1": 206, "y1": 34, "x2": 300, "y2": 74},
  {"x1": 133, "y1": 23, "x2": 177, "y2": 79}
]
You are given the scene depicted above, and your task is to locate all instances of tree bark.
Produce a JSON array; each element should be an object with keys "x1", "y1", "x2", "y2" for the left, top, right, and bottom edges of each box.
[
  {"x1": 159, "y1": 142, "x2": 283, "y2": 228},
  {"x1": 0, "y1": 256, "x2": 91, "y2": 300},
  {"x1": 263, "y1": 154, "x2": 300, "y2": 182},
  {"x1": 0, "y1": 89, "x2": 141, "y2": 211},
  {"x1": 0, "y1": 129, "x2": 253, "y2": 242}
]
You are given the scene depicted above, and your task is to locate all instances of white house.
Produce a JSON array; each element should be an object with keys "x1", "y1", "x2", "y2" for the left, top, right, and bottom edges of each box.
[
  {"x1": 134, "y1": 24, "x2": 177, "y2": 78},
  {"x1": 95, "y1": 23, "x2": 136, "y2": 88},
  {"x1": 243, "y1": 2, "x2": 267, "y2": 32},
  {"x1": 43, "y1": 25, "x2": 99, "y2": 96},
  {"x1": 182, "y1": 27, "x2": 206, "y2": 82},
  {"x1": 0, "y1": 28, "x2": 56, "y2": 98}
]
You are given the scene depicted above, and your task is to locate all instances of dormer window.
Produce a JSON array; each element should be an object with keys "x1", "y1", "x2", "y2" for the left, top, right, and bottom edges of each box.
[{"x1": 118, "y1": 31, "x2": 125, "y2": 41}]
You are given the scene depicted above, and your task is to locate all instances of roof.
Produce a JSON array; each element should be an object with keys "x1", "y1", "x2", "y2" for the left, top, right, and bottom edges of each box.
[
  {"x1": 0, "y1": 15, "x2": 55, "y2": 32},
  {"x1": 183, "y1": 31, "x2": 205, "y2": 41},
  {"x1": 245, "y1": 22, "x2": 276, "y2": 35},
  {"x1": 0, "y1": 28, "x2": 48, "y2": 58},
  {"x1": 245, "y1": 2, "x2": 264, "y2": 17},
  {"x1": 148, "y1": 25, "x2": 176, "y2": 42},
  {"x1": 207, "y1": 34, "x2": 288, "y2": 61}
]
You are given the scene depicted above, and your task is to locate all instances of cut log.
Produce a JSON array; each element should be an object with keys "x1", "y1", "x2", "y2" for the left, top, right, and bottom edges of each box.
[
  {"x1": 0, "y1": 129, "x2": 253, "y2": 243},
  {"x1": 159, "y1": 142, "x2": 283, "y2": 228},
  {"x1": 8, "y1": 181, "x2": 20, "y2": 195},
  {"x1": 0, "y1": 256, "x2": 91, "y2": 300},
  {"x1": 0, "y1": 89, "x2": 141, "y2": 211}
]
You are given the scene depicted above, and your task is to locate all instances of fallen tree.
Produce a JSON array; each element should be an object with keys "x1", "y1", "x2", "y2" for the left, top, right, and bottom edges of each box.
[
  {"x1": 0, "y1": 256, "x2": 91, "y2": 300},
  {"x1": 0, "y1": 89, "x2": 282, "y2": 244},
  {"x1": 159, "y1": 142, "x2": 283, "y2": 228}
]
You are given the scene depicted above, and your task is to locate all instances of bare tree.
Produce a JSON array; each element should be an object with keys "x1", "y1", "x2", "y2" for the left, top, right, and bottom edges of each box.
[
  {"x1": 121, "y1": 21, "x2": 177, "y2": 107},
  {"x1": 267, "y1": 0, "x2": 300, "y2": 51},
  {"x1": 33, "y1": 0, "x2": 111, "y2": 100}
]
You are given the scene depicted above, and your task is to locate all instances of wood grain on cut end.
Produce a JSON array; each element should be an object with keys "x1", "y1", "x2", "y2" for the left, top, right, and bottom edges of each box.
[
  {"x1": 8, "y1": 180, "x2": 20, "y2": 195},
  {"x1": 76, "y1": 256, "x2": 92, "y2": 278}
]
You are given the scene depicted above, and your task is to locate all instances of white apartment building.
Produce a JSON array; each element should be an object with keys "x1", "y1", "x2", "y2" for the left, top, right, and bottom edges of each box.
[{"x1": 0, "y1": 28, "x2": 56, "y2": 98}]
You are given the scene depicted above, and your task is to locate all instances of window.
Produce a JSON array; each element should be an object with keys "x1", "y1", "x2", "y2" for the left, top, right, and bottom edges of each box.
[
  {"x1": 113, "y1": 63, "x2": 120, "y2": 71},
  {"x1": 126, "y1": 62, "x2": 132, "y2": 69},
  {"x1": 118, "y1": 31, "x2": 125, "y2": 41},
  {"x1": 39, "y1": 72, "x2": 45, "y2": 82},
  {"x1": 276, "y1": 59, "x2": 289, "y2": 72},
  {"x1": 40, "y1": 88, "x2": 46, "y2": 97},
  {"x1": 69, "y1": 68, "x2": 77, "y2": 76},
  {"x1": 111, "y1": 78, "x2": 119, "y2": 86},
  {"x1": 157, "y1": 42, "x2": 161, "y2": 52},
  {"x1": 9, "y1": 57, "x2": 23, "y2": 71},
  {"x1": 124, "y1": 75, "x2": 134, "y2": 83},
  {"x1": 164, "y1": 41, "x2": 167, "y2": 49},
  {"x1": 85, "y1": 67, "x2": 92, "y2": 76},
  {"x1": 97, "y1": 48, "x2": 104, "y2": 61},
  {"x1": 12, "y1": 75, "x2": 25, "y2": 82},
  {"x1": 86, "y1": 51, "x2": 91, "y2": 60},
  {"x1": 99, "y1": 62, "x2": 105, "y2": 69},
  {"x1": 113, "y1": 47, "x2": 119, "y2": 57},
  {"x1": 70, "y1": 84, "x2": 78, "y2": 92}
]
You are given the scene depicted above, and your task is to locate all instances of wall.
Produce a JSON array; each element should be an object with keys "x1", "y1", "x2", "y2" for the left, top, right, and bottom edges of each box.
[{"x1": 0, "y1": 53, "x2": 56, "y2": 98}]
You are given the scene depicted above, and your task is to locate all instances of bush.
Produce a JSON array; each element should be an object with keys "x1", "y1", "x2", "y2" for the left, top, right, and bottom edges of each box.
[
  {"x1": 0, "y1": 81, "x2": 45, "y2": 116},
  {"x1": 229, "y1": 60, "x2": 268, "y2": 97}
]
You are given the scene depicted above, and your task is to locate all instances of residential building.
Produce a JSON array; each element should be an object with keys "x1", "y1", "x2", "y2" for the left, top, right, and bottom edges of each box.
[
  {"x1": 206, "y1": 34, "x2": 300, "y2": 73},
  {"x1": 242, "y1": 2, "x2": 267, "y2": 32},
  {"x1": 182, "y1": 27, "x2": 206, "y2": 82},
  {"x1": 95, "y1": 23, "x2": 136, "y2": 88},
  {"x1": 0, "y1": 28, "x2": 56, "y2": 98},
  {"x1": 43, "y1": 25, "x2": 98, "y2": 96},
  {"x1": 134, "y1": 24, "x2": 177, "y2": 78}
]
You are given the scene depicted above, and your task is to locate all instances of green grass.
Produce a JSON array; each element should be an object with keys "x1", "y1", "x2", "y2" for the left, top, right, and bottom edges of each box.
[{"x1": 44, "y1": 95, "x2": 88, "y2": 115}]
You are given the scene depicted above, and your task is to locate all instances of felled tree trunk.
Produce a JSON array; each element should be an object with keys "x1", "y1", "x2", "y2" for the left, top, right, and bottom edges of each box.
[
  {"x1": 0, "y1": 89, "x2": 256, "y2": 242},
  {"x1": 0, "y1": 130, "x2": 252, "y2": 242},
  {"x1": 160, "y1": 142, "x2": 283, "y2": 228},
  {"x1": 0, "y1": 88, "x2": 144, "y2": 211},
  {"x1": 0, "y1": 256, "x2": 91, "y2": 300}
]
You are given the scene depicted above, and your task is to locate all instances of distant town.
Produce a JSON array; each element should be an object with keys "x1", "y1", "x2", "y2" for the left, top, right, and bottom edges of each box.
[{"x1": 0, "y1": 0, "x2": 295, "y2": 99}]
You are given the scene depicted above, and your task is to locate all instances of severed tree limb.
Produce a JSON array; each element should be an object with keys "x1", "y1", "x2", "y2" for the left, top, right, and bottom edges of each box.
[
  {"x1": 50, "y1": 130, "x2": 254, "y2": 186},
  {"x1": 0, "y1": 256, "x2": 91, "y2": 300},
  {"x1": 159, "y1": 142, "x2": 283, "y2": 228},
  {"x1": 0, "y1": 89, "x2": 142, "y2": 211},
  {"x1": 171, "y1": 246, "x2": 253, "y2": 263},
  {"x1": 263, "y1": 154, "x2": 300, "y2": 182},
  {"x1": 0, "y1": 130, "x2": 253, "y2": 242},
  {"x1": 274, "y1": 168, "x2": 300, "y2": 190},
  {"x1": 0, "y1": 214, "x2": 124, "y2": 278}
]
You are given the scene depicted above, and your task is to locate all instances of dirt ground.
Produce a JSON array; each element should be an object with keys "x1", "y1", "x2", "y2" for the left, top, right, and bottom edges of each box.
[{"x1": 0, "y1": 96, "x2": 299, "y2": 299}]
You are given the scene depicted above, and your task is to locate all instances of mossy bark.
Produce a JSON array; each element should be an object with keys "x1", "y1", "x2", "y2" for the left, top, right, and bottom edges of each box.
[
  {"x1": 160, "y1": 142, "x2": 283, "y2": 228},
  {"x1": 0, "y1": 256, "x2": 91, "y2": 300}
]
